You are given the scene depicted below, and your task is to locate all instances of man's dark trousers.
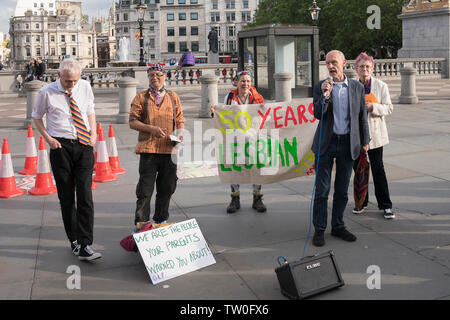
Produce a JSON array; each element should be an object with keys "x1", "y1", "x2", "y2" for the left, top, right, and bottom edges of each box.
[
  {"x1": 313, "y1": 133, "x2": 354, "y2": 231},
  {"x1": 49, "y1": 138, "x2": 95, "y2": 246},
  {"x1": 135, "y1": 154, "x2": 178, "y2": 224}
]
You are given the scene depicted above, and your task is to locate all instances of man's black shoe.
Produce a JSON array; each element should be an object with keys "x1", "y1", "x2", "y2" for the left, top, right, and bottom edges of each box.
[
  {"x1": 312, "y1": 229, "x2": 325, "y2": 247},
  {"x1": 331, "y1": 227, "x2": 357, "y2": 242}
]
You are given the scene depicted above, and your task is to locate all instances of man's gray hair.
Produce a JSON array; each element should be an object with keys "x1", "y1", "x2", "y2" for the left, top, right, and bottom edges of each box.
[{"x1": 58, "y1": 58, "x2": 82, "y2": 75}]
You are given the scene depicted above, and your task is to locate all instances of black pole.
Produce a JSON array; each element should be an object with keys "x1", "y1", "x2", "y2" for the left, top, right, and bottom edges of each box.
[{"x1": 139, "y1": 20, "x2": 145, "y2": 66}]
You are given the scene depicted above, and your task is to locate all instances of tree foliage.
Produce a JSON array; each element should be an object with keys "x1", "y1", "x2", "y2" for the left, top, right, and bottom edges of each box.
[{"x1": 251, "y1": 0, "x2": 403, "y2": 59}]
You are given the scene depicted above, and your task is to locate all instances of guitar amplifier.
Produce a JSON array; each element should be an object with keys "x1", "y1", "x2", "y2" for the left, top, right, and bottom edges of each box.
[{"x1": 275, "y1": 251, "x2": 344, "y2": 300}]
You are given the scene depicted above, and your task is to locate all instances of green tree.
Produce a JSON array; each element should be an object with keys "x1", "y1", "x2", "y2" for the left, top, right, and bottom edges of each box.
[{"x1": 251, "y1": 0, "x2": 403, "y2": 59}]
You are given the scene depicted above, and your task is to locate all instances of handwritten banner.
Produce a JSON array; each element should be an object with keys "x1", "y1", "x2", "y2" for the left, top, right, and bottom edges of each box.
[
  {"x1": 214, "y1": 99, "x2": 318, "y2": 184},
  {"x1": 133, "y1": 219, "x2": 216, "y2": 285}
]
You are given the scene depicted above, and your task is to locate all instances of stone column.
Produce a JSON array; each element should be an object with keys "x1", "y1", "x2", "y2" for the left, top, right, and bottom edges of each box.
[
  {"x1": 24, "y1": 80, "x2": 46, "y2": 128},
  {"x1": 274, "y1": 72, "x2": 293, "y2": 102},
  {"x1": 199, "y1": 74, "x2": 219, "y2": 118},
  {"x1": 399, "y1": 66, "x2": 419, "y2": 104},
  {"x1": 117, "y1": 76, "x2": 138, "y2": 123}
]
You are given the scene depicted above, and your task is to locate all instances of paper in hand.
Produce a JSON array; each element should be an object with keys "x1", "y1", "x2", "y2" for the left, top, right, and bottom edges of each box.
[{"x1": 170, "y1": 135, "x2": 182, "y2": 143}]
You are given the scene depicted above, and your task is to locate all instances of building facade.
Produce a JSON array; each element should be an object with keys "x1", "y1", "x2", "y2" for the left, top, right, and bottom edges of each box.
[
  {"x1": 114, "y1": 0, "x2": 261, "y2": 64},
  {"x1": 9, "y1": 0, "x2": 97, "y2": 70}
]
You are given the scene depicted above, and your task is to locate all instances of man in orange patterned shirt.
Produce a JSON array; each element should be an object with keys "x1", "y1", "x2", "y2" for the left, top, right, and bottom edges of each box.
[{"x1": 129, "y1": 65, "x2": 185, "y2": 230}]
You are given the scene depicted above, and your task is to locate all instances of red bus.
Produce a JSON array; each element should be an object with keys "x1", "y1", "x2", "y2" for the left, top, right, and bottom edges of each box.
[{"x1": 194, "y1": 55, "x2": 232, "y2": 64}]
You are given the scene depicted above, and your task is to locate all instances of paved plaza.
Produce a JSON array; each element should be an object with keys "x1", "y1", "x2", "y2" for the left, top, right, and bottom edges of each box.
[{"x1": 0, "y1": 79, "x2": 449, "y2": 300}]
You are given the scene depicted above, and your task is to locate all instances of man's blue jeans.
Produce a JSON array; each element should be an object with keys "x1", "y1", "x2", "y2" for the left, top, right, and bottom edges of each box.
[{"x1": 313, "y1": 134, "x2": 354, "y2": 231}]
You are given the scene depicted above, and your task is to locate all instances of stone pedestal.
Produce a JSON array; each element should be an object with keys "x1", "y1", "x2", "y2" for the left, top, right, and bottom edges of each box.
[
  {"x1": 274, "y1": 72, "x2": 293, "y2": 102},
  {"x1": 199, "y1": 74, "x2": 219, "y2": 118},
  {"x1": 208, "y1": 51, "x2": 220, "y2": 65},
  {"x1": 117, "y1": 77, "x2": 138, "y2": 123},
  {"x1": 399, "y1": 66, "x2": 419, "y2": 104},
  {"x1": 24, "y1": 80, "x2": 46, "y2": 128},
  {"x1": 398, "y1": 7, "x2": 450, "y2": 78}
]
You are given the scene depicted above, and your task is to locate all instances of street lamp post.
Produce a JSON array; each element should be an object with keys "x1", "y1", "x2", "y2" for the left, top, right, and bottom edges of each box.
[
  {"x1": 136, "y1": 1, "x2": 147, "y2": 66},
  {"x1": 309, "y1": 1, "x2": 321, "y2": 25}
]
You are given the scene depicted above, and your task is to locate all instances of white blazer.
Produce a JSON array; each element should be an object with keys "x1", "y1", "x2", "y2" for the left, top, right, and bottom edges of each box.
[{"x1": 367, "y1": 77, "x2": 393, "y2": 149}]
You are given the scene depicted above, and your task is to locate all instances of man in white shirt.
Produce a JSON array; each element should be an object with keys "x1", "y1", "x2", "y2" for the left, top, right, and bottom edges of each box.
[{"x1": 32, "y1": 58, "x2": 101, "y2": 261}]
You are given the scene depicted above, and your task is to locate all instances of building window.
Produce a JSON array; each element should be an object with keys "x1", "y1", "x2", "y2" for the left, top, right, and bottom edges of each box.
[
  {"x1": 212, "y1": 0, "x2": 218, "y2": 10},
  {"x1": 242, "y1": 11, "x2": 251, "y2": 22},
  {"x1": 179, "y1": 27, "x2": 186, "y2": 36},
  {"x1": 211, "y1": 12, "x2": 220, "y2": 22},
  {"x1": 51, "y1": 48, "x2": 55, "y2": 56},
  {"x1": 168, "y1": 42, "x2": 175, "y2": 53},
  {"x1": 243, "y1": 0, "x2": 249, "y2": 8},
  {"x1": 26, "y1": 35, "x2": 30, "y2": 43},
  {"x1": 179, "y1": 0, "x2": 186, "y2": 4},
  {"x1": 124, "y1": 27, "x2": 128, "y2": 33},
  {"x1": 51, "y1": 35, "x2": 55, "y2": 42},
  {"x1": 26, "y1": 24, "x2": 29, "y2": 29},
  {"x1": 225, "y1": 0, "x2": 235, "y2": 9},
  {"x1": 228, "y1": 40, "x2": 236, "y2": 52},
  {"x1": 190, "y1": 12, "x2": 198, "y2": 20},
  {"x1": 191, "y1": 26, "x2": 198, "y2": 35},
  {"x1": 179, "y1": 41, "x2": 187, "y2": 52},
  {"x1": 36, "y1": 35, "x2": 41, "y2": 42},
  {"x1": 26, "y1": 47, "x2": 31, "y2": 57},
  {"x1": 62, "y1": 47, "x2": 66, "y2": 56},
  {"x1": 191, "y1": 41, "x2": 199, "y2": 52},
  {"x1": 167, "y1": 27, "x2": 175, "y2": 36},
  {"x1": 124, "y1": 13, "x2": 128, "y2": 21},
  {"x1": 149, "y1": 38, "x2": 155, "y2": 49},
  {"x1": 88, "y1": 36, "x2": 91, "y2": 43},
  {"x1": 228, "y1": 26, "x2": 235, "y2": 37},
  {"x1": 36, "y1": 48, "x2": 41, "y2": 56},
  {"x1": 61, "y1": 35, "x2": 65, "y2": 42},
  {"x1": 226, "y1": 12, "x2": 236, "y2": 22},
  {"x1": 36, "y1": 23, "x2": 40, "y2": 29},
  {"x1": 166, "y1": 0, "x2": 174, "y2": 4},
  {"x1": 191, "y1": 0, "x2": 198, "y2": 3},
  {"x1": 72, "y1": 35, "x2": 76, "y2": 42},
  {"x1": 179, "y1": 13, "x2": 186, "y2": 20},
  {"x1": 72, "y1": 48, "x2": 76, "y2": 56},
  {"x1": 167, "y1": 13, "x2": 174, "y2": 21}
]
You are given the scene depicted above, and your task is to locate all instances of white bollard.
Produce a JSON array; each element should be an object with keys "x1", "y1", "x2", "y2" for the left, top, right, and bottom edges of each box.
[
  {"x1": 199, "y1": 74, "x2": 219, "y2": 118},
  {"x1": 274, "y1": 72, "x2": 293, "y2": 102},
  {"x1": 117, "y1": 76, "x2": 138, "y2": 123},
  {"x1": 24, "y1": 80, "x2": 46, "y2": 128},
  {"x1": 399, "y1": 66, "x2": 419, "y2": 104}
]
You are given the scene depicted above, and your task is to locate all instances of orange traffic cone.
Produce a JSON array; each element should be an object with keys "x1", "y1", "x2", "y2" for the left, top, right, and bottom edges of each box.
[
  {"x1": 107, "y1": 125, "x2": 126, "y2": 175},
  {"x1": 93, "y1": 126, "x2": 118, "y2": 183},
  {"x1": 0, "y1": 138, "x2": 27, "y2": 198},
  {"x1": 29, "y1": 136, "x2": 57, "y2": 195},
  {"x1": 18, "y1": 125, "x2": 38, "y2": 175}
]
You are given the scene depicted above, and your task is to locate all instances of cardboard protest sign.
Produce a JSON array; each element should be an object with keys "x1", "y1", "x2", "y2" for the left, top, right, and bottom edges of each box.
[
  {"x1": 214, "y1": 99, "x2": 318, "y2": 184},
  {"x1": 133, "y1": 219, "x2": 216, "y2": 285}
]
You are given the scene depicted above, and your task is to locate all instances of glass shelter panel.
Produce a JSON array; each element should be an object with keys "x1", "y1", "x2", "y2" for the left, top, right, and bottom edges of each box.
[
  {"x1": 256, "y1": 36, "x2": 268, "y2": 89},
  {"x1": 296, "y1": 36, "x2": 312, "y2": 88},
  {"x1": 274, "y1": 36, "x2": 296, "y2": 88},
  {"x1": 243, "y1": 37, "x2": 255, "y2": 79}
]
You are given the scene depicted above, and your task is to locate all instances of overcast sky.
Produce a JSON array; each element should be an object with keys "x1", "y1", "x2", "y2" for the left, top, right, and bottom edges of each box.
[{"x1": 0, "y1": 0, "x2": 116, "y2": 36}]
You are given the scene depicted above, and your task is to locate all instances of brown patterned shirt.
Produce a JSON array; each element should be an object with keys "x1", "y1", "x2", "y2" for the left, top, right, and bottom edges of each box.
[{"x1": 129, "y1": 89, "x2": 185, "y2": 154}]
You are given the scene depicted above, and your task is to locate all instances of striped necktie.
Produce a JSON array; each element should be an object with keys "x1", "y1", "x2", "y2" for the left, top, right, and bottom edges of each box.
[{"x1": 65, "y1": 90, "x2": 91, "y2": 145}]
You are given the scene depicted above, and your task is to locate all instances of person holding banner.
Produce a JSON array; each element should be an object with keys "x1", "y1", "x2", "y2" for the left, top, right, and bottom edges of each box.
[
  {"x1": 311, "y1": 50, "x2": 370, "y2": 247},
  {"x1": 129, "y1": 64, "x2": 185, "y2": 231},
  {"x1": 352, "y1": 52, "x2": 394, "y2": 219},
  {"x1": 211, "y1": 71, "x2": 266, "y2": 214}
]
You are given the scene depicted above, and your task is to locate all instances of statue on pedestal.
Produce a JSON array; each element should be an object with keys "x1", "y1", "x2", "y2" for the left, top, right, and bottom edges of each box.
[{"x1": 208, "y1": 28, "x2": 219, "y2": 54}]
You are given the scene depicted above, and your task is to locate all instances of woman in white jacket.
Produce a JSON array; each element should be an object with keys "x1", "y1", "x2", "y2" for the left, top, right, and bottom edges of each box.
[{"x1": 353, "y1": 52, "x2": 394, "y2": 219}]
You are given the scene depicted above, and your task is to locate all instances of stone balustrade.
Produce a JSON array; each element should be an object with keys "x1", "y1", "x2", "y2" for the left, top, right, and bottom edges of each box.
[
  {"x1": 319, "y1": 57, "x2": 446, "y2": 80},
  {"x1": 0, "y1": 57, "x2": 447, "y2": 97}
]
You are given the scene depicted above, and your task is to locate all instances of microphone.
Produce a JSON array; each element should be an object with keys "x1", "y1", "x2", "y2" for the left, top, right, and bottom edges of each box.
[{"x1": 323, "y1": 76, "x2": 333, "y2": 96}]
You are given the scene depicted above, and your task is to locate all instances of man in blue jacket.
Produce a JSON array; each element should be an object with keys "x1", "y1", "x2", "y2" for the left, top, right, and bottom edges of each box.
[{"x1": 311, "y1": 50, "x2": 370, "y2": 247}]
